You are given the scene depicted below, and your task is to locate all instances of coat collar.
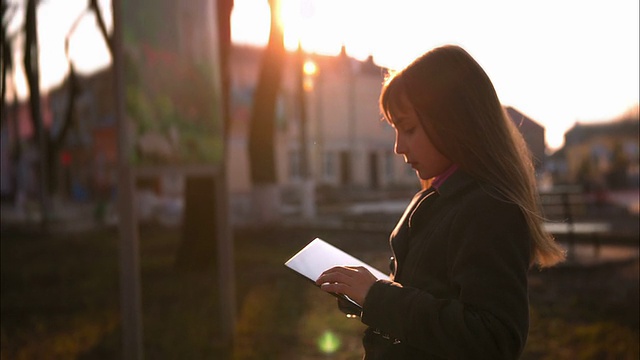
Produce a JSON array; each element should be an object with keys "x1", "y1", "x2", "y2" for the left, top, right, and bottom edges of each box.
[{"x1": 434, "y1": 169, "x2": 477, "y2": 199}]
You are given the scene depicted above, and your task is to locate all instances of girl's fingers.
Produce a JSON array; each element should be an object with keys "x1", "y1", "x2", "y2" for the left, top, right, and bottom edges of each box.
[
  {"x1": 319, "y1": 281, "x2": 349, "y2": 294},
  {"x1": 316, "y1": 270, "x2": 353, "y2": 286},
  {"x1": 315, "y1": 266, "x2": 377, "y2": 306},
  {"x1": 315, "y1": 266, "x2": 359, "y2": 285}
]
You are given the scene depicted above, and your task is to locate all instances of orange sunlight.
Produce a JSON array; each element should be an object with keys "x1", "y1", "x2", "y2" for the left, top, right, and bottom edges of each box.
[
  {"x1": 10, "y1": 0, "x2": 638, "y2": 152},
  {"x1": 231, "y1": 0, "x2": 639, "y2": 150}
]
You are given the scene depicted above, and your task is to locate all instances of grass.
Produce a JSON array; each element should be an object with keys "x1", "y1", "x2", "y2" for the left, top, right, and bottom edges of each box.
[
  {"x1": 0, "y1": 228, "x2": 120, "y2": 359},
  {"x1": 1, "y1": 224, "x2": 638, "y2": 359},
  {"x1": 523, "y1": 260, "x2": 639, "y2": 360}
]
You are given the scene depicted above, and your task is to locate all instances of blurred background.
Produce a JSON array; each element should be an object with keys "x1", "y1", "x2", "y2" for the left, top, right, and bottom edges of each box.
[{"x1": 1, "y1": 0, "x2": 638, "y2": 359}]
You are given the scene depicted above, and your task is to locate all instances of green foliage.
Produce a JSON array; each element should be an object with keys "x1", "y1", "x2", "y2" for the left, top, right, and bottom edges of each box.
[
  {"x1": 121, "y1": 36, "x2": 224, "y2": 166},
  {"x1": 125, "y1": 85, "x2": 154, "y2": 132}
]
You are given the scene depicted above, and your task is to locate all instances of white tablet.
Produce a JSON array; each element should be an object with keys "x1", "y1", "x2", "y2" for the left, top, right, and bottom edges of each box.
[{"x1": 285, "y1": 238, "x2": 388, "y2": 308}]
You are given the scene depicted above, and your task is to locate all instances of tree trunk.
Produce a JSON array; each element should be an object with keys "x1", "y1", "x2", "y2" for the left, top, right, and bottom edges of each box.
[
  {"x1": 10, "y1": 96, "x2": 21, "y2": 203},
  {"x1": 89, "y1": 0, "x2": 113, "y2": 54},
  {"x1": 1, "y1": 0, "x2": 11, "y2": 124},
  {"x1": 248, "y1": 0, "x2": 285, "y2": 224},
  {"x1": 48, "y1": 66, "x2": 80, "y2": 197},
  {"x1": 175, "y1": 175, "x2": 218, "y2": 271},
  {"x1": 24, "y1": 0, "x2": 51, "y2": 228}
]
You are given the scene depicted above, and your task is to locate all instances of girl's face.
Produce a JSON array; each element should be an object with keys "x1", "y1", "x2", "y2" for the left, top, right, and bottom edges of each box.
[{"x1": 390, "y1": 92, "x2": 452, "y2": 180}]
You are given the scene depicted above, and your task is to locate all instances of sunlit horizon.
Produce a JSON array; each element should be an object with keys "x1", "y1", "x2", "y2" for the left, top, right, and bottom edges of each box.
[
  {"x1": 232, "y1": 0, "x2": 640, "y2": 151},
  {"x1": 6, "y1": 0, "x2": 639, "y2": 151}
]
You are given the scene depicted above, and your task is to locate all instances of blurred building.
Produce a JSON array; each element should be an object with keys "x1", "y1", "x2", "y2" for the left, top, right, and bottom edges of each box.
[
  {"x1": 0, "y1": 68, "x2": 116, "y2": 203},
  {"x1": 547, "y1": 118, "x2": 639, "y2": 188},
  {"x1": 227, "y1": 45, "x2": 420, "y2": 213},
  {"x1": 504, "y1": 106, "x2": 546, "y2": 172},
  {"x1": 49, "y1": 68, "x2": 117, "y2": 202},
  {"x1": 0, "y1": 96, "x2": 53, "y2": 201},
  {"x1": 1, "y1": 42, "x2": 551, "y2": 219},
  {"x1": 227, "y1": 45, "x2": 548, "y2": 210}
]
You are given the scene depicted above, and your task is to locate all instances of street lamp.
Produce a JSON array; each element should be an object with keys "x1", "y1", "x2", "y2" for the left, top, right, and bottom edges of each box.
[
  {"x1": 303, "y1": 59, "x2": 318, "y2": 91},
  {"x1": 297, "y1": 42, "x2": 316, "y2": 218},
  {"x1": 303, "y1": 58, "x2": 322, "y2": 183}
]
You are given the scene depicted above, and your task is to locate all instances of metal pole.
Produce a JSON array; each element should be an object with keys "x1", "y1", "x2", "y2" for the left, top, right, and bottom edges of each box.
[
  {"x1": 113, "y1": 1, "x2": 144, "y2": 358},
  {"x1": 215, "y1": 0, "x2": 236, "y2": 344},
  {"x1": 297, "y1": 43, "x2": 315, "y2": 218},
  {"x1": 297, "y1": 43, "x2": 309, "y2": 179},
  {"x1": 215, "y1": 169, "x2": 236, "y2": 343},
  {"x1": 348, "y1": 57, "x2": 356, "y2": 185},
  {"x1": 315, "y1": 70, "x2": 323, "y2": 180}
]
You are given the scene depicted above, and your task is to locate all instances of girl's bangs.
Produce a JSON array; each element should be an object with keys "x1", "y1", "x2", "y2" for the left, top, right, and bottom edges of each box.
[{"x1": 380, "y1": 75, "x2": 406, "y2": 124}]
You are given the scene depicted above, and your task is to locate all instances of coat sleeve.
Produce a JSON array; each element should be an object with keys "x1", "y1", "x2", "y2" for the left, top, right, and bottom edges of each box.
[{"x1": 361, "y1": 198, "x2": 531, "y2": 359}]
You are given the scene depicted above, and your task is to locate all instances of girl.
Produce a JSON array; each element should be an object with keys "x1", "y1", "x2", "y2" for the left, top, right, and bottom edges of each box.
[{"x1": 316, "y1": 45, "x2": 565, "y2": 359}]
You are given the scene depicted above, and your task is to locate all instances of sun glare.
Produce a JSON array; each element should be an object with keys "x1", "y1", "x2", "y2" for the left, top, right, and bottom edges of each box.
[
  {"x1": 278, "y1": 0, "x2": 332, "y2": 53},
  {"x1": 278, "y1": 0, "x2": 302, "y2": 48},
  {"x1": 231, "y1": 0, "x2": 270, "y2": 45},
  {"x1": 303, "y1": 60, "x2": 318, "y2": 76}
]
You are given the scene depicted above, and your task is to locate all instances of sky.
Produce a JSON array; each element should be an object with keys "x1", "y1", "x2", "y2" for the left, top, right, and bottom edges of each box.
[
  {"x1": 6, "y1": 0, "x2": 113, "y2": 102},
  {"x1": 6, "y1": 0, "x2": 639, "y2": 151}
]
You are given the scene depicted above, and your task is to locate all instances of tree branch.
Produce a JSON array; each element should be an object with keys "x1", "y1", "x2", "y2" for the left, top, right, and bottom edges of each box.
[
  {"x1": 51, "y1": 64, "x2": 79, "y2": 152},
  {"x1": 89, "y1": 0, "x2": 113, "y2": 55}
]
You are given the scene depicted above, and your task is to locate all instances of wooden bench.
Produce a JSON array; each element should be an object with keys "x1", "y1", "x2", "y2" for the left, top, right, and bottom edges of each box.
[{"x1": 539, "y1": 185, "x2": 611, "y2": 259}]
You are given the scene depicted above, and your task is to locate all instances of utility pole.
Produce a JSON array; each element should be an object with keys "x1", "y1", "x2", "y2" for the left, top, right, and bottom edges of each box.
[{"x1": 113, "y1": 0, "x2": 144, "y2": 358}]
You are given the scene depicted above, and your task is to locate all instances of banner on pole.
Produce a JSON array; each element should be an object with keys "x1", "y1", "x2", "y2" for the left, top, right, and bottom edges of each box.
[{"x1": 122, "y1": 0, "x2": 223, "y2": 167}]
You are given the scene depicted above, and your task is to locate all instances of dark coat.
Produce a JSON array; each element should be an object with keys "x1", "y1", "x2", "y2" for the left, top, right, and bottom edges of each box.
[{"x1": 361, "y1": 170, "x2": 531, "y2": 359}]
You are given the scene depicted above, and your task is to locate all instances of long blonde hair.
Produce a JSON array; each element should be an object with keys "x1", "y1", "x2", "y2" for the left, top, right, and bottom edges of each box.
[{"x1": 380, "y1": 45, "x2": 565, "y2": 268}]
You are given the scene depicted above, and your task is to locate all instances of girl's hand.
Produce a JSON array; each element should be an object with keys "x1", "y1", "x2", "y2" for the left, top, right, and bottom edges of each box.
[{"x1": 315, "y1": 266, "x2": 378, "y2": 307}]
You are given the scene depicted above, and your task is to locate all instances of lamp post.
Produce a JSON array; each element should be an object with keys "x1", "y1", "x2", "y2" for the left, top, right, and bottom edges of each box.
[
  {"x1": 297, "y1": 42, "x2": 316, "y2": 218},
  {"x1": 305, "y1": 60, "x2": 323, "y2": 185}
]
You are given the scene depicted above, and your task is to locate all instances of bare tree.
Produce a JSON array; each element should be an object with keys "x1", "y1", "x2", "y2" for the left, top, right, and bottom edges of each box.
[
  {"x1": 248, "y1": 0, "x2": 285, "y2": 223},
  {"x1": 22, "y1": 0, "x2": 53, "y2": 227},
  {"x1": 44, "y1": 6, "x2": 85, "y2": 199},
  {"x1": 1, "y1": 0, "x2": 16, "y2": 120},
  {"x1": 1, "y1": 0, "x2": 21, "y2": 203},
  {"x1": 89, "y1": 0, "x2": 112, "y2": 54},
  {"x1": 14, "y1": 0, "x2": 114, "y2": 228},
  {"x1": 49, "y1": 0, "x2": 112, "y2": 194}
]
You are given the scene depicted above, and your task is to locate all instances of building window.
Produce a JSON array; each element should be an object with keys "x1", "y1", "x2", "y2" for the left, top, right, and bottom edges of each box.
[
  {"x1": 624, "y1": 142, "x2": 639, "y2": 159},
  {"x1": 289, "y1": 150, "x2": 301, "y2": 180},
  {"x1": 384, "y1": 151, "x2": 395, "y2": 182},
  {"x1": 323, "y1": 151, "x2": 335, "y2": 180}
]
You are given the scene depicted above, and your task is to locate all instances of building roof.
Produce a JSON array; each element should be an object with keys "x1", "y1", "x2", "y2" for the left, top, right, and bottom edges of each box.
[
  {"x1": 504, "y1": 106, "x2": 544, "y2": 131},
  {"x1": 564, "y1": 118, "x2": 639, "y2": 146}
]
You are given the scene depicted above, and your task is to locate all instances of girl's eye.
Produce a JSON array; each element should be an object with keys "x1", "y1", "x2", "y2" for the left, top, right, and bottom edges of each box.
[{"x1": 403, "y1": 127, "x2": 416, "y2": 135}]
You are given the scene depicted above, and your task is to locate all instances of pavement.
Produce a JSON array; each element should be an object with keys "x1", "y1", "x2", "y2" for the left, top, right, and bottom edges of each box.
[
  {"x1": 282, "y1": 217, "x2": 639, "y2": 269},
  {"x1": 281, "y1": 196, "x2": 640, "y2": 268},
  {"x1": 1, "y1": 193, "x2": 638, "y2": 268}
]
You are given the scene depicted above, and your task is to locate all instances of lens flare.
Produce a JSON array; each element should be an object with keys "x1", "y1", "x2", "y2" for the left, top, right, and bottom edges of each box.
[{"x1": 317, "y1": 330, "x2": 341, "y2": 354}]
